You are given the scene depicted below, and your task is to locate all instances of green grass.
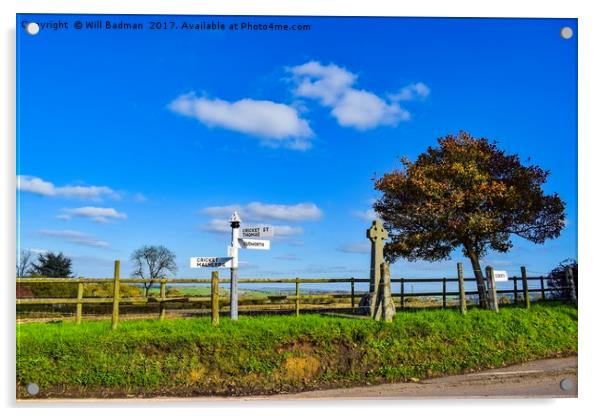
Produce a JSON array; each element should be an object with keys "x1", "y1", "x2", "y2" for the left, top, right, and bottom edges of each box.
[
  {"x1": 16, "y1": 302, "x2": 577, "y2": 398},
  {"x1": 147, "y1": 286, "x2": 277, "y2": 298}
]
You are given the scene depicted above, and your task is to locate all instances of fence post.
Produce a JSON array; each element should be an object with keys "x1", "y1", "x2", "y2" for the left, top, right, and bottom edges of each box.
[
  {"x1": 485, "y1": 266, "x2": 499, "y2": 313},
  {"x1": 159, "y1": 280, "x2": 167, "y2": 321},
  {"x1": 211, "y1": 271, "x2": 219, "y2": 327},
  {"x1": 540, "y1": 275, "x2": 546, "y2": 302},
  {"x1": 442, "y1": 278, "x2": 447, "y2": 308},
  {"x1": 350, "y1": 277, "x2": 355, "y2": 312},
  {"x1": 295, "y1": 277, "x2": 301, "y2": 317},
  {"x1": 76, "y1": 281, "x2": 84, "y2": 324},
  {"x1": 565, "y1": 268, "x2": 577, "y2": 304},
  {"x1": 457, "y1": 263, "x2": 466, "y2": 315},
  {"x1": 521, "y1": 266, "x2": 530, "y2": 309},
  {"x1": 111, "y1": 260, "x2": 120, "y2": 330},
  {"x1": 400, "y1": 278, "x2": 405, "y2": 309},
  {"x1": 513, "y1": 276, "x2": 518, "y2": 305}
]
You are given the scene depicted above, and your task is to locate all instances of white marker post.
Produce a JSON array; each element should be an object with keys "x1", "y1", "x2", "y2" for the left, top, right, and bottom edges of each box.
[{"x1": 229, "y1": 211, "x2": 241, "y2": 320}]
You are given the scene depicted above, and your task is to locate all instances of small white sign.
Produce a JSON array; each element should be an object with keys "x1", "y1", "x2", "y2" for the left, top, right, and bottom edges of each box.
[
  {"x1": 493, "y1": 270, "x2": 508, "y2": 282},
  {"x1": 238, "y1": 238, "x2": 271, "y2": 250},
  {"x1": 240, "y1": 226, "x2": 274, "y2": 239},
  {"x1": 190, "y1": 256, "x2": 232, "y2": 268}
]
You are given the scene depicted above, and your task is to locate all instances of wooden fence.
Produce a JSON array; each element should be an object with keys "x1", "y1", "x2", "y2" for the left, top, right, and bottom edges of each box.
[{"x1": 16, "y1": 261, "x2": 576, "y2": 328}]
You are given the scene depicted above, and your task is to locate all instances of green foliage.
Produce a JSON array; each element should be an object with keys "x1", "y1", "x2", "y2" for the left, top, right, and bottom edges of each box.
[
  {"x1": 29, "y1": 252, "x2": 73, "y2": 278},
  {"x1": 17, "y1": 282, "x2": 142, "y2": 298},
  {"x1": 374, "y1": 132, "x2": 565, "y2": 262},
  {"x1": 85, "y1": 283, "x2": 143, "y2": 298},
  {"x1": 374, "y1": 131, "x2": 566, "y2": 305},
  {"x1": 16, "y1": 303, "x2": 577, "y2": 398},
  {"x1": 547, "y1": 259, "x2": 578, "y2": 300}
]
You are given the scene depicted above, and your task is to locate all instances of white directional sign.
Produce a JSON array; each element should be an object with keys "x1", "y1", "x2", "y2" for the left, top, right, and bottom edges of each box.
[
  {"x1": 190, "y1": 256, "x2": 232, "y2": 268},
  {"x1": 238, "y1": 238, "x2": 271, "y2": 250},
  {"x1": 240, "y1": 226, "x2": 274, "y2": 239},
  {"x1": 493, "y1": 270, "x2": 508, "y2": 282}
]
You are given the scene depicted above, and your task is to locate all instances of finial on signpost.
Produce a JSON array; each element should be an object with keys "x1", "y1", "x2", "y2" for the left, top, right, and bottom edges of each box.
[{"x1": 230, "y1": 211, "x2": 241, "y2": 227}]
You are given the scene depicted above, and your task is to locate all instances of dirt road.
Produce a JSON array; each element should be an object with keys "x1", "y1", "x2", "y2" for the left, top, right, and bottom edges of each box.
[{"x1": 266, "y1": 356, "x2": 578, "y2": 400}]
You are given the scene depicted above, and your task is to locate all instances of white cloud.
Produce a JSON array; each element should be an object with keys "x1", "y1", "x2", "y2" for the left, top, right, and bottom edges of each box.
[
  {"x1": 17, "y1": 175, "x2": 118, "y2": 200},
  {"x1": 200, "y1": 204, "x2": 242, "y2": 218},
  {"x1": 201, "y1": 219, "x2": 231, "y2": 234},
  {"x1": 332, "y1": 89, "x2": 409, "y2": 129},
  {"x1": 38, "y1": 229, "x2": 110, "y2": 248},
  {"x1": 246, "y1": 202, "x2": 322, "y2": 222},
  {"x1": 289, "y1": 61, "x2": 357, "y2": 106},
  {"x1": 200, "y1": 202, "x2": 322, "y2": 222},
  {"x1": 26, "y1": 248, "x2": 48, "y2": 254},
  {"x1": 389, "y1": 82, "x2": 431, "y2": 101},
  {"x1": 352, "y1": 208, "x2": 379, "y2": 222},
  {"x1": 272, "y1": 225, "x2": 304, "y2": 236},
  {"x1": 132, "y1": 193, "x2": 147, "y2": 203},
  {"x1": 60, "y1": 207, "x2": 127, "y2": 223},
  {"x1": 169, "y1": 93, "x2": 314, "y2": 150},
  {"x1": 337, "y1": 242, "x2": 371, "y2": 254},
  {"x1": 201, "y1": 220, "x2": 303, "y2": 237},
  {"x1": 200, "y1": 202, "x2": 313, "y2": 238},
  {"x1": 288, "y1": 61, "x2": 423, "y2": 130},
  {"x1": 275, "y1": 253, "x2": 302, "y2": 261}
]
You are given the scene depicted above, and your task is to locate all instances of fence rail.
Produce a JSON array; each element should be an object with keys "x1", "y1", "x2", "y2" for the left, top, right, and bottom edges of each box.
[{"x1": 16, "y1": 261, "x2": 576, "y2": 328}]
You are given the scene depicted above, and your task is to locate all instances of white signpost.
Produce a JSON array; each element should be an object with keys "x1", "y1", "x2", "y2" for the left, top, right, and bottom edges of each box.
[
  {"x1": 192, "y1": 211, "x2": 273, "y2": 322},
  {"x1": 229, "y1": 212, "x2": 241, "y2": 320},
  {"x1": 493, "y1": 270, "x2": 508, "y2": 282},
  {"x1": 189, "y1": 257, "x2": 232, "y2": 268},
  {"x1": 238, "y1": 238, "x2": 271, "y2": 250},
  {"x1": 240, "y1": 226, "x2": 274, "y2": 239}
]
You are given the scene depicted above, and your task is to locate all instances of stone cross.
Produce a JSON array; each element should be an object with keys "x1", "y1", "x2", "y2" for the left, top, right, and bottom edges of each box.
[
  {"x1": 366, "y1": 220, "x2": 395, "y2": 321},
  {"x1": 367, "y1": 220, "x2": 388, "y2": 294}
]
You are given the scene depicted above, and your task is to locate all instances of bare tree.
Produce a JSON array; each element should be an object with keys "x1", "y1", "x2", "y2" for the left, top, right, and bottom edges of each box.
[
  {"x1": 17, "y1": 249, "x2": 34, "y2": 277},
  {"x1": 130, "y1": 245, "x2": 178, "y2": 297}
]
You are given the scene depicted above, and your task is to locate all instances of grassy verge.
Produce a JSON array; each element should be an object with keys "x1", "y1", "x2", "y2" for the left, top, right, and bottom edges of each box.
[{"x1": 16, "y1": 303, "x2": 577, "y2": 398}]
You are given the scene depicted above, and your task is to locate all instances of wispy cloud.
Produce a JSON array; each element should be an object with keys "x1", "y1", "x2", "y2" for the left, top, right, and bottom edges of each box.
[
  {"x1": 25, "y1": 248, "x2": 48, "y2": 254},
  {"x1": 291, "y1": 264, "x2": 366, "y2": 275},
  {"x1": 38, "y1": 229, "x2": 110, "y2": 248},
  {"x1": 275, "y1": 253, "x2": 302, "y2": 261},
  {"x1": 389, "y1": 82, "x2": 431, "y2": 102},
  {"x1": 168, "y1": 93, "x2": 314, "y2": 150},
  {"x1": 59, "y1": 206, "x2": 127, "y2": 223},
  {"x1": 272, "y1": 225, "x2": 304, "y2": 237},
  {"x1": 200, "y1": 202, "x2": 322, "y2": 222},
  {"x1": 288, "y1": 61, "x2": 428, "y2": 130},
  {"x1": 337, "y1": 242, "x2": 371, "y2": 254},
  {"x1": 201, "y1": 219, "x2": 231, "y2": 234},
  {"x1": 17, "y1": 175, "x2": 118, "y2": 201},
  {"x1": 132, "y1": 193, "x2": 147, "y2": 203},
  {"x1": 201, "y1": 219, "x2": 303, "y2": 237},
  {"x1": 352, "y1": 208, "x2": 379, "y2": 222}
]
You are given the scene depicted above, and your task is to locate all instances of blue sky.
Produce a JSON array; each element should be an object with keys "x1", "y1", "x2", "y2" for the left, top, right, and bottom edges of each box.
[{"x1": 16, "y1": 15, "x2": 577, "y2": 284}]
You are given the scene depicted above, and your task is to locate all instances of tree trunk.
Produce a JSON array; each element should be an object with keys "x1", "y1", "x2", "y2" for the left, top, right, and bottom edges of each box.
[
  {"x1": 465, "y1": 248, "x2": 488, "y2": 309},
  {"x1": 144, "y1": 285, "x2": 149, "y2": 298}
]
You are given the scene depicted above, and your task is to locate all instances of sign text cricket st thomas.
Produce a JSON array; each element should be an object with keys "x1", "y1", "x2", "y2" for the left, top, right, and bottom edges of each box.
[
  {"x1": 240, "y1": 226, "x2": 274, "y2": 239},
  {"x1": 189, "y1": 211, "x2": 272, "y2": 320}
]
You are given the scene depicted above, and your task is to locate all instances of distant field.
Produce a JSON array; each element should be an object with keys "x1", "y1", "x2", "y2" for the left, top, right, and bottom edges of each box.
[
  {"x1": 16, "y1": 302, "x2": 577, "y2": 398},
  {"x1": 147, "y1": 286, "x2": 304, "y2": 298}
]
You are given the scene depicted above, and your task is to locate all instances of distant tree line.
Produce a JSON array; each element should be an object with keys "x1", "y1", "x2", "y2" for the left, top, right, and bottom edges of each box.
[{"x1": 17, "y1": 245, "x2": 178, "y2": 299}]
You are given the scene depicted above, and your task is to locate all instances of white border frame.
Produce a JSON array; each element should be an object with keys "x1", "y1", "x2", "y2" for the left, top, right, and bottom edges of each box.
[{"x1": 3, "y1": 1, "x2": 600, "y2": 414}]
